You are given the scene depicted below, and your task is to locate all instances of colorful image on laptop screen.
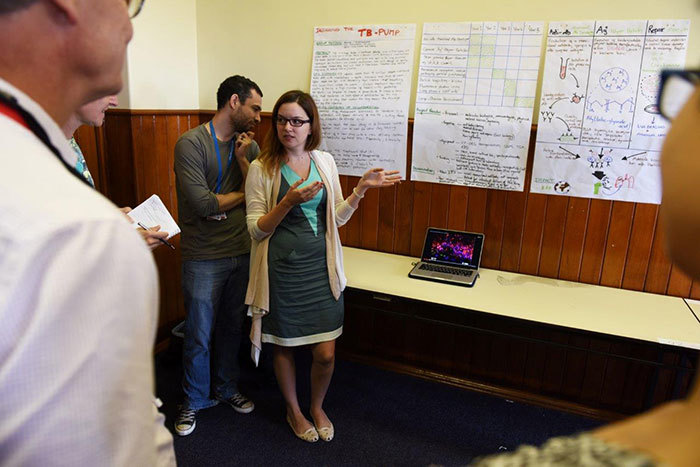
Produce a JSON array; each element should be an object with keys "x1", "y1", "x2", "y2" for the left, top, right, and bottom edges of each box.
[{"x1": 424, "y1": 230, "x2": 480, "y2": 267}]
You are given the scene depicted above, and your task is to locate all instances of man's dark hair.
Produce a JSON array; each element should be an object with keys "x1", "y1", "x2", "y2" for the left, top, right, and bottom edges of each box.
[
  {"x1": 0, "y1": 0, "x2": 37, "y2": 14},
  {"x1": 216, "y1": 75, "x2": 262, "y2": 110}
]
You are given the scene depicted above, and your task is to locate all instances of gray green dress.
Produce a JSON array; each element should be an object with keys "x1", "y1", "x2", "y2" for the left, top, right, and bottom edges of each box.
[{"x1": 261, "y1": 160, "x2": 344, "y2": 346}]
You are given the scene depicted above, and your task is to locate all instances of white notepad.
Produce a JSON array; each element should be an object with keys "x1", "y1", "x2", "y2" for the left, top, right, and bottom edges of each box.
[{"x1": 126, "y1": 194, "x2": 180, "y2": 240}]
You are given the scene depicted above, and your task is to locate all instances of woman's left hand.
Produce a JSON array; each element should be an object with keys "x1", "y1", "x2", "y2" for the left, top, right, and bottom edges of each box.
[{"x1": 359, "y1": 168, "x2": 401, "y2": 189}]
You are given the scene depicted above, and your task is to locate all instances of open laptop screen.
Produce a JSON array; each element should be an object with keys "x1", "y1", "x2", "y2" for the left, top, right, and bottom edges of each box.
[{"x1": 421, "y1": 228, "x2": 484, "y2": 268}]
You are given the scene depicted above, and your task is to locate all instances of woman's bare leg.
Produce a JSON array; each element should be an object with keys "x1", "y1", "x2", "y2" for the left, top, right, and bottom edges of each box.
[
  {"x1": 273, "y1": 344, "x2": 313, "y2": 433},
  {"x1": 309, "y1": 340, "x2": 335, "y2": 429}
]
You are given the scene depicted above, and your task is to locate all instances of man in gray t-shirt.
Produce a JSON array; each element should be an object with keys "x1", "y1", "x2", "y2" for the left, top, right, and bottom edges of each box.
[{"x1": 173, "y1": 75, "x2": 262, "y2": 436}]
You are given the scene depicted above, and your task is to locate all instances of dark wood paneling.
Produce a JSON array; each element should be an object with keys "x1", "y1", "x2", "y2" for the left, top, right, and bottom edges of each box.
[
  {"x1": 465, "y1": 187, "x2": 488, "y2": 239},
  {"x1": 409, "y1": 182, "x2": 432, "y2": 257},
  {"x1": 97, "y1": 110, "x2": 201, "y2": 336},
  {"x1": 579, "y1": 200, "x2": 612, "y2": 285},
  {"x1": 341, "y1": 288, "x2": 698, "y2": 418},
  {"x1": 481, "y1": 190, "x2": 507, "y2": 269},
  {"x1": 600, "y1": 202, "x2": 635, "y2": 288},
  {"x1": 539, "y1": 196, "x2": 568, "y2": 278},
  {"x1": 645, "y1": 217, "x2": 674, "y2": 294},
  {"x1": 558, "y1": 198, "x2": 590, "y2": 281},
  {"x1": 499, "y1": 191, "x2": 527, "y2": 272},
  {"x1": 667, "y1": 264, "x2": 694, "y2": 298},
  {"x1": 393, "y1": 180, "x2": 414, "y2": 256},
  {"x1": 86, "y1": 110, "x2": 697, "y2": 338},
  {"x1": 690, "y1": 280, "x2": 700, "y2": 301},
  {"x1": 376, "y1": 184, "x2": 397, "y2": 252},
  {"x1": 360, "y1": 186, "x2": 380, "y2": 250},
  {"x1": 560, "y1": 335, "x2": 589, "y2": 399},
  {"x1": 446, "y1": 186, "x2": 468, "y2": 232},
  {"x1": 343, "y1": 175, "x2": 363, "y2": 246},
  {"x1": 428, "y1": 183, "x2": 450, "y2": 229},
  {"x1": 519, "y1": 193, "x2": 547, "y2": 275},
  {"x1": 621, "y1": 204, "x2": 658, "y2": 291}
]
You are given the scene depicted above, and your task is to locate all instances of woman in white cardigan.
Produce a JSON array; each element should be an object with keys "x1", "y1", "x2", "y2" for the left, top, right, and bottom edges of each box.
[{"x1": 245, "y1": 90, "x2": 400, "y2": 443}]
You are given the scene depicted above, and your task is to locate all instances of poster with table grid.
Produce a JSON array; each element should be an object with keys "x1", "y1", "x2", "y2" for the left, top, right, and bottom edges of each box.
[{"x1": 411, "y1": 21, "x2": 544, "y2": 190}]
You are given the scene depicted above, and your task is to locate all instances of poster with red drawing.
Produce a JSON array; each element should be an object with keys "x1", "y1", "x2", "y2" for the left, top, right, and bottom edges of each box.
[{"x1": 531, "y1": 20, "x2": 689, "y2": 204}]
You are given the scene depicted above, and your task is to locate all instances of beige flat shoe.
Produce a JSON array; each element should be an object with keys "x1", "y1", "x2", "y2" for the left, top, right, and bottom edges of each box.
[
  {"x1": 315, "y1": 422, "x2": 334, "y2": 442},
  {"x1": 286, "y1": 415, "x2": 319, "y2": 443}
]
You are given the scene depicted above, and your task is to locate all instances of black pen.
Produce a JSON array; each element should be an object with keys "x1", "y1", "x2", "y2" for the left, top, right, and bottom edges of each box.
[{"x1": 137, "y1": 222, "x2": 176, "y2": 250}]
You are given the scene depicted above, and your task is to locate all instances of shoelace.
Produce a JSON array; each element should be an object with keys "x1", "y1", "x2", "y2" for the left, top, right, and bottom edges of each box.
[
  {"x1": 231, "y1": 394, "x2": 248, "y2": 406},
  {"x1": 177, "y1": 409, "x2": 196, "y2": 423}
]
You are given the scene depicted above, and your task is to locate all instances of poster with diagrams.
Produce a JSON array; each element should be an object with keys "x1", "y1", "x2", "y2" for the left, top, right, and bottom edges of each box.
[
  {"x1": 531, "y1": 20, "x2": 689, "y2": 204},
  {"x1": 411, "y1": 22, "x2": 544, "y2": 190},
  {"x1": 310, "y1": 24, "x2": 416, "y2": 177}
]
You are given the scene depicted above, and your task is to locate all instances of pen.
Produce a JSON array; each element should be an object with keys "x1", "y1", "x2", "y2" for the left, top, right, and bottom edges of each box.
[{"x1": 137, "y1": 222, "x2": 176, "y2": 250}]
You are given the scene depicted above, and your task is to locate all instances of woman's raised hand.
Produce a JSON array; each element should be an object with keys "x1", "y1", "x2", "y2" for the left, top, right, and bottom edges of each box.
[
  {"x1": 359, "y1": 168, "x2": 401, "y2": 189},
  {"x1": 282, "y1": 178, "x2": 323, "y2": 207}
]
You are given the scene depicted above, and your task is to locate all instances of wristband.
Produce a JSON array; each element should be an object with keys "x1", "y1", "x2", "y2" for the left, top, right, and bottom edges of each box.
[{"x1": 353, "y1": 186, "x2": 365, "y2": 199}]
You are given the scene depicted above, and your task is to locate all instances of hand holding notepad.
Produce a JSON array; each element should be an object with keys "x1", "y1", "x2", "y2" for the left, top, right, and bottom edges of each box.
[{"x1": 126, "y1": 194, "x2": 180, "y2": 245}]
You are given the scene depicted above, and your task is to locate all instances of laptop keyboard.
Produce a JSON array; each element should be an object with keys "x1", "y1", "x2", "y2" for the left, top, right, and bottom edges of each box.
[{"x1": 419, "y1": 263, "x2": 473, "y2": 276}]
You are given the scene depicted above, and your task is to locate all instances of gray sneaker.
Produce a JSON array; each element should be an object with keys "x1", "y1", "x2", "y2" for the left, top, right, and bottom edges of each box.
[
  {"x1": 218, "y1": 393, "x2": 254, "y2": 414},
  {"x1": 175, "y1": 407, "x2": 197, "y2": 436}
]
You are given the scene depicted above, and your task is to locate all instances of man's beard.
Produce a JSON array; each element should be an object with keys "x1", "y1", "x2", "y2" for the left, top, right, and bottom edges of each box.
[{"x1": 231, "y1": 111, "x2": 251, "y2": 133}]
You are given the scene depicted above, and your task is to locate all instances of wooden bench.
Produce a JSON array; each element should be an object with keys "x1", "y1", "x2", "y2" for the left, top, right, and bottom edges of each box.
[{"x1": 338, "y1": 247, "x2": 700, "y2": 419}]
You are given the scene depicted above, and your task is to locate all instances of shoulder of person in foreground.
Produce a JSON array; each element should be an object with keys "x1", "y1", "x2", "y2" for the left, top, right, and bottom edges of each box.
[
  {"x1": 0, "y1": 212, "x2": 164, "y2": 465},
  {"x1": 475, "y1": 80, "x2": 700, "y2": 467},
  {"x1": 660, "y1": 86, "x2": 700, "y2": 279},
  {"x1": 0, "y1": 134, "x2": 164, "y2": 463},
  {"x1": 591, "y1": 83, "x2": 700, "y2": 467}
]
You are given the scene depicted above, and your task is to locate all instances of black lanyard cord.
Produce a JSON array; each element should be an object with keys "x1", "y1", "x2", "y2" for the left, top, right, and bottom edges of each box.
[{"x1": 0, "y1": 89, "x2": 93, "y2": 188}]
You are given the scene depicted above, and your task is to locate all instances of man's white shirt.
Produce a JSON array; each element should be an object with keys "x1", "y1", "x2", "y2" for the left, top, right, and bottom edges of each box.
[{"x1": 0, "y1": 78, "x2": 175, "y2": 466}]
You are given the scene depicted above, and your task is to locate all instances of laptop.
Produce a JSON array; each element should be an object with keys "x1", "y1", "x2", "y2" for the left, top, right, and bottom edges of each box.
[{"x1": 408, "y1": 228, "x2": 485, "y2": 287}]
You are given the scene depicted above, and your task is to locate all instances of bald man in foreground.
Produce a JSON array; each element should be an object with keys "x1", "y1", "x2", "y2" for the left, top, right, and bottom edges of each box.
[{"x1": 0, "y1": 0, "x2": 174, "y2": 464}]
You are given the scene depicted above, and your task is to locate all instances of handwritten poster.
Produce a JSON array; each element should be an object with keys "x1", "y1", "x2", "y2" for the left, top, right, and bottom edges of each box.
[
  {"x1": 310, "y1": 24, "x2": 416, "y2": 177},
  {"x1": 531, "y1": 20, "x2": 689, "y2": 204},
  {"x1": 411, "y1": 22, "x2": 544, "y2": 190}
]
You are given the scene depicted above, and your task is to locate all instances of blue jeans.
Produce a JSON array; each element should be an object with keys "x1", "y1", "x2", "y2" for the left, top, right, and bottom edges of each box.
[{"x1": 181, "y1": 254, "x2": 249, "y2": 410}]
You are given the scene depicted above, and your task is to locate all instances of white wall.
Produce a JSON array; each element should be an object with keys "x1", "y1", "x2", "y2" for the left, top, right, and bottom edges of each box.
[
  {"x1": 119, "y1": 0, "x2": 199, "y2": 109},
  {"x1": 120, "y1": 0, "x2": 699, "y2": 112},
  {"x1": 195, "y1": 0, "x2": 700, "y2": 112}
]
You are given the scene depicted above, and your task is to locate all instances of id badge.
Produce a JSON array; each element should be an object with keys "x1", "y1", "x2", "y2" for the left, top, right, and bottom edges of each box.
[{"x1": 206, "y1": 213, "x2": 227, "y2": 221}]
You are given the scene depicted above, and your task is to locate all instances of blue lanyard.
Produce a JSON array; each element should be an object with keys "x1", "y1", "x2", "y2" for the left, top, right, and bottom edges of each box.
[{"x1": 209, "y1": 121, "x2": 234, "y2": 194}]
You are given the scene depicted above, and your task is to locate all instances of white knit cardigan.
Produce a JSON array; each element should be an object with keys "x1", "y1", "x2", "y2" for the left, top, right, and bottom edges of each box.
[{"x1": 244, "y1": 150, "x2": 357, "y2": 365}]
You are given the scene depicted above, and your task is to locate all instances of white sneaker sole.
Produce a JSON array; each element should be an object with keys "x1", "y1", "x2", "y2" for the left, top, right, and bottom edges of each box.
[
  {"x1": 231, "y1": 403, "x2": 254, "y2": 414},
  {"x1": 175, "y1": 420, "x2": 196, "y2": 436}
]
